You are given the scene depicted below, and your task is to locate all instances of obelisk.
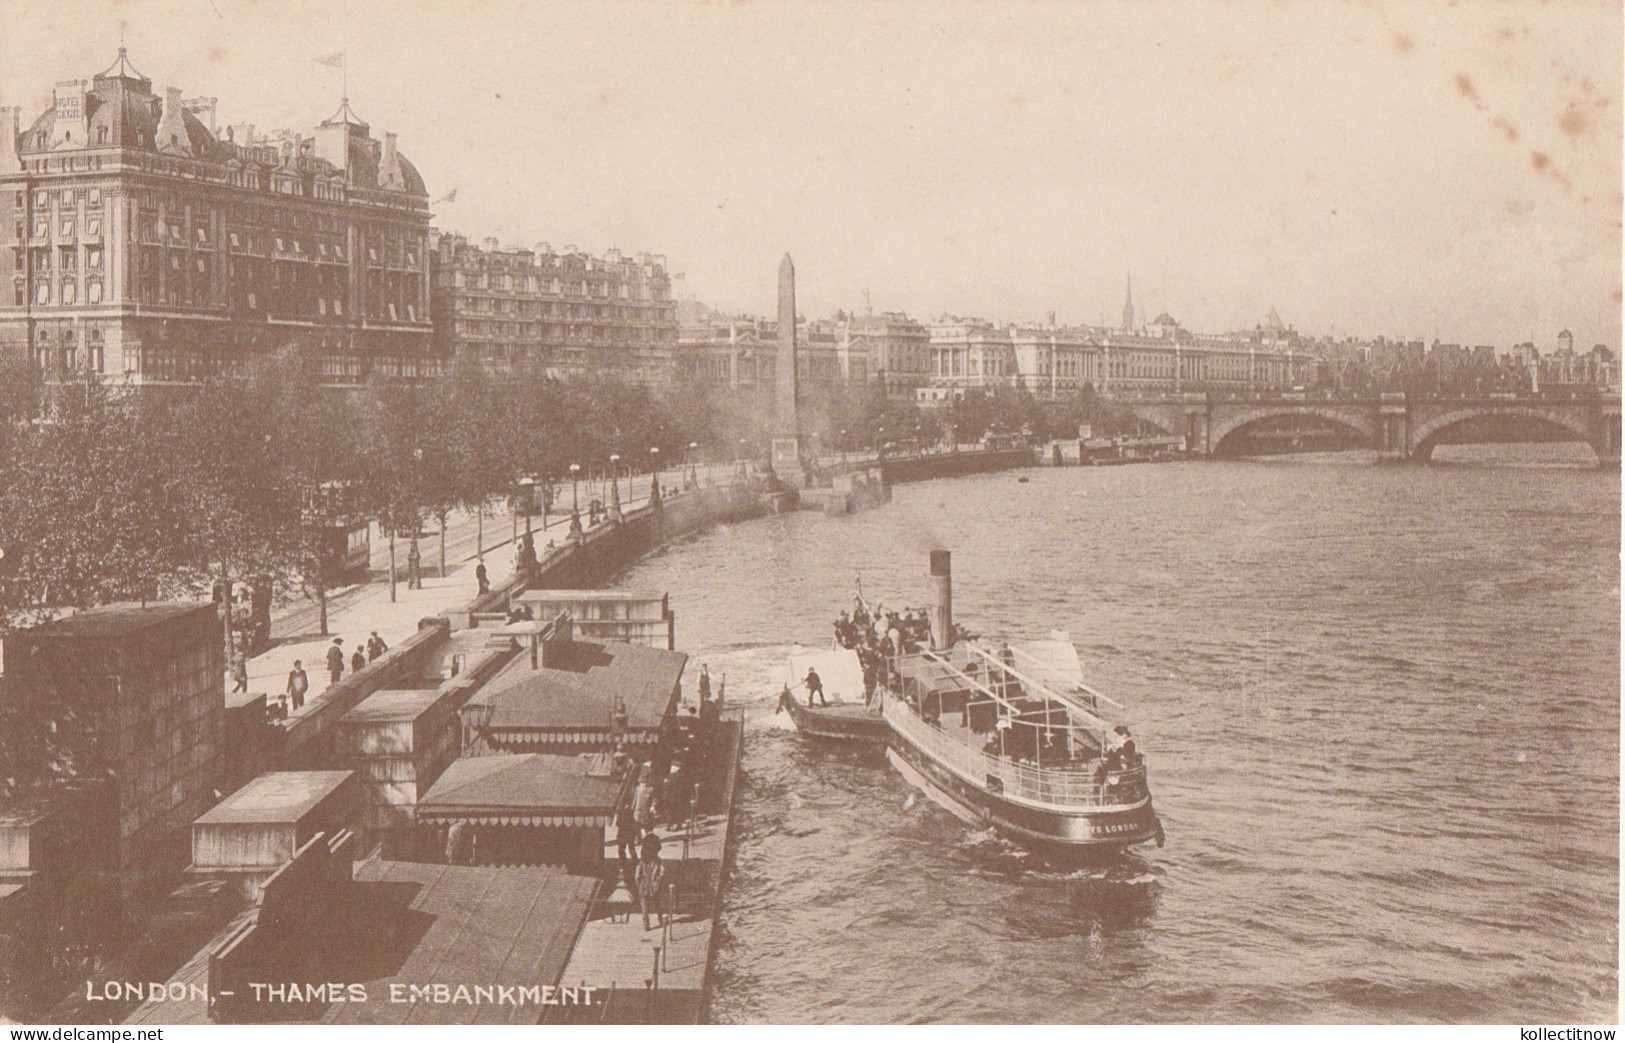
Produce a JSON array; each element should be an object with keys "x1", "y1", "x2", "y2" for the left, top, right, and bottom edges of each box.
[{"x1": 771, "y1": 253, "x2": 804, "y2": 479}]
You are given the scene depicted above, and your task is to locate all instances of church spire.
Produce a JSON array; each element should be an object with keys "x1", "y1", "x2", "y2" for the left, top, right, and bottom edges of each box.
[{"x1": 1122, "y1": 273, "x2": 1135, "y2": 331}]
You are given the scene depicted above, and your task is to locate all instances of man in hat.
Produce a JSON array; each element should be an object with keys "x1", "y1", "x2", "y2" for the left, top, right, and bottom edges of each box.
[
  {"x1": 326, "y1": 637, "x2": 345, "y2": 685},
  {"x1": 615, "y1": 801, "x2": 640, "y2": 892},
  {"x1": 804, "y1": 665, "x2": 827, "y2": 707},
  {"x1": 636, "y1": 833, "x2": 666, "y2": 931},
  {"x1": 632, "y1": 766, "x2": 658, "y2": 838},
  {"x1": 285, "y1": 659, "x2": 309, "y2": 712}
]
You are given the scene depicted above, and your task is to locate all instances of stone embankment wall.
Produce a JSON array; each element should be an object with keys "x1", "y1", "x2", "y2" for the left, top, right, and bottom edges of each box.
[{"x1": 876, "y1": 447, "x2": 1035, "y2": 484}]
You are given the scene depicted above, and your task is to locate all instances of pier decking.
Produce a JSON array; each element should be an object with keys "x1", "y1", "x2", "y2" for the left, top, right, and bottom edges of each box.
[{"x1": 546, "y1": 710, "x2": 744, "y2": 1024}]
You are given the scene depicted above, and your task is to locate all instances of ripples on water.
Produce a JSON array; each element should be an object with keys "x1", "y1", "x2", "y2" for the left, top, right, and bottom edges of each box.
[{"x1": 620, "y1": 446, "x2": 1619, "y2": 1023}]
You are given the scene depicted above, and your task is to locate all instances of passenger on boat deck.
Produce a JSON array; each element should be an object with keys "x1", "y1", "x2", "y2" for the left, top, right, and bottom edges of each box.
[{"x1": 804, "y1": 667, "x2": 828, "y2": 707}]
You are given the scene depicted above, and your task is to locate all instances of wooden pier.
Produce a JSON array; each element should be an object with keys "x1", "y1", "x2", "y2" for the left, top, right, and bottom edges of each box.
[{"x1": 546, "y1": 709, "x2": 745, "y2": 1024}]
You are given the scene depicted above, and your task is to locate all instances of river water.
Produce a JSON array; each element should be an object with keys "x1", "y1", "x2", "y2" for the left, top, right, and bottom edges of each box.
[{"x1": 619, "y1": 446, "x2": 1619, "y2": 1024}]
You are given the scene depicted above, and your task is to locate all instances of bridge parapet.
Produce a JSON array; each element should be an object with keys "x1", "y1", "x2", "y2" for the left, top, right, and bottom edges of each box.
[{"x1": 1116, "y1": 392, "x2": 1620, "y2": 464}]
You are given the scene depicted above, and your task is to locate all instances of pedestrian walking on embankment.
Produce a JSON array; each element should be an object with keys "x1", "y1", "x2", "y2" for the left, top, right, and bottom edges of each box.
[
  {"x1": 285, "y1": 660, "x2": 308, "y2": 711},
  {"x1": 326, "y1": 638, "x2": 345, "y2": 684}
]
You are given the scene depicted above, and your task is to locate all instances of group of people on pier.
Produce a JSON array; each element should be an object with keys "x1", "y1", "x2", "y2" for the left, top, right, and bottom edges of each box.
[{"x1": 609, "y1": 665, "x2": 723, "y2": 931}]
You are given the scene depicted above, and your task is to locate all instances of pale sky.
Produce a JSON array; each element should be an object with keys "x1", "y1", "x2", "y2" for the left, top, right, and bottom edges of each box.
[{"x1": 2, "y1": 0, "x2": 1619, "y2": 349}]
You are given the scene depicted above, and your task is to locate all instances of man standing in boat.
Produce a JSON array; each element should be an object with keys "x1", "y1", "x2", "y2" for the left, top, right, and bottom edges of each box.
[{"x1": 804, "y1": 665, "x2": 828, "y2": 707}]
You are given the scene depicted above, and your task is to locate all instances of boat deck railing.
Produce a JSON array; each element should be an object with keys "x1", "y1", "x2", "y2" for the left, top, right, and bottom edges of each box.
[{"x1": 884, "y1": 694, "x2": 1148, "y2": 809}]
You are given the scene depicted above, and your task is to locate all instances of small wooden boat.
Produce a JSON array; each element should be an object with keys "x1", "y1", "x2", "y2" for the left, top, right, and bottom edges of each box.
[{"x1": 778, "y1": 647, "x2": 888, "y2": 743}]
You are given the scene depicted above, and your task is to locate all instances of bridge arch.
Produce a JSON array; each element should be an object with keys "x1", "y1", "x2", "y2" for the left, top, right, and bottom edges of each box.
[
  {"x1": 1409, "y1": 404, "x2": 1600, "y2": 461},
  {"x1": 1209, "y1": 404, "x2": 1377, "y2": 457}
]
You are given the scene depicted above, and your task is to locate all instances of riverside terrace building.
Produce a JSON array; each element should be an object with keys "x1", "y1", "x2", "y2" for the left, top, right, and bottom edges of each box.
[
  {"x1": 430, "y1": 232, "x2": 676, "y2": 385},
  {"x1": 0, "y1": 51, "x2": 435, "y2": 386},
  {"x1": 916, "y1": 314, "x2": 1317, "y2": 404}
]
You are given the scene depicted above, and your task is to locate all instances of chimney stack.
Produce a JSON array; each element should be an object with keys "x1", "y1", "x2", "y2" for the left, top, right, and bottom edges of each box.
[
  {"x1": 0, "y1": 107, "x2": 19, "y2": 174},
  {"x1": 929, "y1": 550, "x2": 953, "y2": 651}
]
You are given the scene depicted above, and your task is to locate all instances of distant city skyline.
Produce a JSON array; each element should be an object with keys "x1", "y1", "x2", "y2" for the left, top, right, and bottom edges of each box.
[{"x1": 2, "y1": 0, "x2": 1618, "y2": 350}]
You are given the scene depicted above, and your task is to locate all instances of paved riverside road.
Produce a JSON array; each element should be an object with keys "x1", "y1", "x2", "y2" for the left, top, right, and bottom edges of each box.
[{"x1": 243, "y1": 472, "x2": 695, "y2": 713}]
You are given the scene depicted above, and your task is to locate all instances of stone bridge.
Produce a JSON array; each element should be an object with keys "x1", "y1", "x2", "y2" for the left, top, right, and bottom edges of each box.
[{"x1": 1121, "y1": 392, "x2": 1622, "y2": 465}]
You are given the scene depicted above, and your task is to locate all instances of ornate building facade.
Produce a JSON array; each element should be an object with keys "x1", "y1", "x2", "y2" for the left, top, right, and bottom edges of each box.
[
  {"x1": 917, "y1": 313, "x2": 1316, "y2": 404},
  {"x1": 0, "y1": 51, "x2": 435, "y2": 386},
  {"x1": 430, "y1": 233, "x2": 676, "y2": 385}
]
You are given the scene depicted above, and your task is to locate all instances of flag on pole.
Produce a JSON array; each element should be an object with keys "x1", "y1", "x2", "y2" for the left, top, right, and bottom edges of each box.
[
  {"x1": 432, "y1": 188, "x2": 458, "y2": 205},
  {"x1": 314, "y1": 51, "x2": 345, "y2": 67}
]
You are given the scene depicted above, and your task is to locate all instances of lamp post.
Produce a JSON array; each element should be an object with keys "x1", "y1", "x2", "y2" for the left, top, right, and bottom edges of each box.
[
  {"x1": 649, "y1": 446, "x2": 660, "y2": 502},
  {"x1": 687, "y1": 441, "x2": 699, "y2": 488},
  {"x1": 877, "y1": 426, "x2": 886, "y2": 460},
  {"x1": 407, "y1": 447, "x2": 424, "y2": 591},
  {"x1": 568, "y1": 463, "x2": 582, "y2": 537},
  {"x1": 608, "y1": 453, "x2": 621, "y2": 506},
  {"x1": 517, "y1": 475, "x2": 536, "y2": 538},
  {"x1": 839, "y1": 428, "x2": 847, "y2": 470}
]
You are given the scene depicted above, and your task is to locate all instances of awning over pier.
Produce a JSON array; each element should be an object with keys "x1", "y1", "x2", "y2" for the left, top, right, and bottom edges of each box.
[
  {"x1": 414, "y1": 752, "x2": 627, "y2": 828},
  {"x1": 466, "y1": 639, "x2": 686, "y2": 748}
]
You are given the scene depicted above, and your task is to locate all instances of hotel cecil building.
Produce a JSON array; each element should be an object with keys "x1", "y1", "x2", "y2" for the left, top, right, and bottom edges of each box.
[{"x1": 0, "y1": 51, "x2": 437, "y2": 386}]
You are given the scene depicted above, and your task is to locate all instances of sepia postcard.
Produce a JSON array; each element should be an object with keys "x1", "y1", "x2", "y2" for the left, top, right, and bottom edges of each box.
[{"x1": 0, "y1": 0, "x2": 1617, "y2": 1032}]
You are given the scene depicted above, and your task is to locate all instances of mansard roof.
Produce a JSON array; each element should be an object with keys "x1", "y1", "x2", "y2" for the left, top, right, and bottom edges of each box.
[{"x1": 16, "y1": 50, "x2": 427, "y2": 198}]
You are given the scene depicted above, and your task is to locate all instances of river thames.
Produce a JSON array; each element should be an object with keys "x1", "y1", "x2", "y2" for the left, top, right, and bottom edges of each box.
[{"x1": 622, "y1": 446, "x2": 1619, "y2": 1024}]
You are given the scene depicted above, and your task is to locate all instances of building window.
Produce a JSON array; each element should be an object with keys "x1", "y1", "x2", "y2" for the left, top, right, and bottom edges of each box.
[
  {"x1": 85, "y1": 218, "x2": 101, "y2": 238},
  {"x1": 196, "y1": 227, "x2": 207, "y2": 244},
  {"x1": 35, "y1": 283, "x2": 48, "y2": 305},
  {"x1": 90, "y1": 343, "x2": 104, "y2": 372},
  {"x1": 247, "y1": 292, "x2": 256, "y2": 310},
  {"x1": 32, "y1": 220, "x2": 46, "y2": 239},
  {"x1": 87, "y1": 247, "x2": 102, "y2": 270},
  {"x1": 33, "y1": 190, "x2": 46, "y2": 207},
  {"x1": 333, "y1": 298, "x2": 342, "y2": 316},
  {"x1": 88, "y1": 279, "x2": 103, "y2": 303},
  {"x1": 88, "y1": 188, "x2": 101, "y2": 206},
  {"x1": 61, "y1": 281, "x2": 75, "y2": 304}
]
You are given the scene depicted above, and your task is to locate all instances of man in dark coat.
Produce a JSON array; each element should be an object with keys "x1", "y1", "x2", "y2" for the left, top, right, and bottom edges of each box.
[{"x1": 326, "y1": 638, "x2": 345, "y2": 684}]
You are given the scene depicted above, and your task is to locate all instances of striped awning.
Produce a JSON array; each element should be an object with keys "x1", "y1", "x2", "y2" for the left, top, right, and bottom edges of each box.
[{"x1": 413, "y1": 809, "x2": 609, "y2": 828}]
